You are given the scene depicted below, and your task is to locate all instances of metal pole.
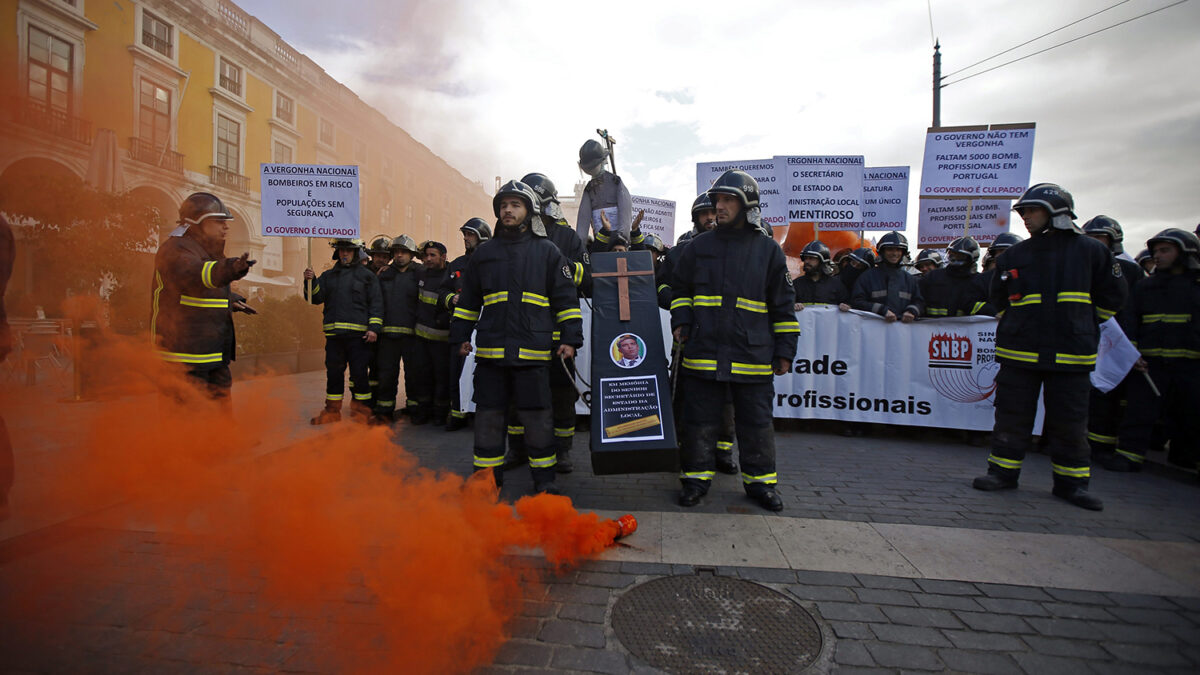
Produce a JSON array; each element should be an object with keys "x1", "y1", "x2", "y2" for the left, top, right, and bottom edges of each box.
[
  {"x1": 964, "y1": 198, "x2": 974, "y2": 238},
  {"x1": 932, "y1": 41, "x2": 942, "y2": 128},
  {"x1": 597, "y1": 129, "x2": 616, "y2": 176}
]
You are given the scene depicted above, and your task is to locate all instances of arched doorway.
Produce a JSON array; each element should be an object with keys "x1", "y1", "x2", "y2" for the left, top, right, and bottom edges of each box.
[{"x1": 127, "y1": 184, "x2": 180, "y2": 244}]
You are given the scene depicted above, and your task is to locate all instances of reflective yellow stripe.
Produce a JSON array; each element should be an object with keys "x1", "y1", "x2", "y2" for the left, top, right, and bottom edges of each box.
[
  {"x1": 716, "y1": 441, "x2": 733, "y2": 451},
  {"x1": 552, "y1": 330, "x2": 561, "y2": 340},
  {"x1": 150, "y1": 271, "x2": 163, "y2": 341},
  {"x1": 353, "y1": 393, "x2": 372, "y2": 401},
  {"x1": 311, "y1": 284, "x2": 321, "y2": 294},
  {"x1": 988, "y1": 454, "x2": 1022, "y2": 470},
  {"x1": 1009, "y1": 293, "x2": 1041, "y2": 307},
  {"x1": 554, "y1": 427, "x2": 575, "y2": 438},
  {"x1": 381, "y1": 326, "x2": 414, "y2": 335},
  {"x1": 1057, "y1": 291, "x2": 1091, "y2": 304},
  {"x1": 682, "y1": 358, "x2": 717, "y2": 371},
  {"x1": 369, "y1": 317, "x2": 383, "y2": 326},
  {"x1": 449, "y1": 410, "x2": 467, "y2": 419},
  {"x1": 926, "y1": 307, "x2": 949, "y2": 316},
  {"x1": 556, "y1": 308, "x2": 582, "y2": 323},
  {"x1": 179, "y1": 295, "x2": 229, "y2": 308},
  {"x1": 730, "y1": 362, "x2": 773, "y2": 376},
  {"x1": 323, "y1": 322, "x2": 369, "y2": 332},
  {"x1": 1055, "y1": 352, "x2": 1097, "y2": 366},
  {"x1": 415, "y1": 325, "x2": 449, "y2": 340},
  {"x1": 418, "y1": 290, "x2": 440, "y2": 305},
  {"x1": 657, "y1": 283, "x2": 671, "y2": 294},
  {"x1": 483, "y1": 291, "x2": 508, "y2": 306},
  {"x1": 1140, "y1": 347, "x2": 1200, "y2": 359},
  {"x1": 735, "y1": 297, "x2": 767, "y2": 313},
  {"x1": 681, "y1": 471, "x2": 715, "y2": 481},
  {"x1": 1087, "y1": 431, "x2": 1117, "y2": 444},
  {"x1": 971, "y1": 301, "x2": 987, "y2": 315},
  {"x1": 1143, "y1": 313, "x2": 1191, "y2": 324},
  {"x1": 996, "y1": 347, "x2": 1038, "y2": 363},
  {"x1": 670, "y1": 297, "x2": 693, "y2": 310},
  {"x1": 529, "y1": 456, "x2": 557, "y2": 468},
  {"x1": 157, "y1": 350, "x2": 223, "y2": 364},
  {"x1": 473, "y1": 455, "x2": 504, "y2": 468},
  {"x1": 1096, "y1": 307, "x2": 1117, "y2": 321},
  {"x1": 326, "y1": 393, "x2": 344, "y2": 401},
  {"x1": 201, "y1": 260, "x2": 217, "y2": 289},
  {"x1": 573, "y1": 262, "x2": 584, "y2": 286},
  {"x1": 507, "y1": 425, "x2": 525, "y2": 434},
  {"x1": 521, "y1": 292, "x2": 549, "y2": 307},
  {"x1": 741, "y1": 472, "x2": 778, "y2": 484},
  {"x1": 453, "y1": 307, "x2": 480, "y2": 321},
  {"x1": 693, "y1": 295, "x2": 723, "y2": 307},
  {"x1": 518, "y1": 347, "x2": 552, "y2": 361},
  {"x1": 475, "y1": 347, "x2": 505, "y2": 359},
  {"x1": 595, "y1": 231, "x2": 609, "y2": 243},
  {"x1": 1051, "y1": 463, "x2": 1090, "y2": 478},
  {"x1": 1115, "y1": 448, "x2": 1144, "y2": 463},
  {"x1": 772, "y1": 321, "x2": 800, "y2": 334},
  {"x1": 376, "y1": 400, "x2": 395, "y2": 407}
]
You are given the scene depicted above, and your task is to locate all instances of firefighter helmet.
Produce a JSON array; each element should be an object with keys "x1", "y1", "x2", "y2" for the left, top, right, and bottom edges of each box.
[
  {"x1": 706, "y1": 170, "x2": 760, "y2": 210},
  {"x1": 677, "y1": 230, "x2": 694, "y2": 246},
  {"x1": 1147, "y1": 228, "x2": 1200, "y2": 271},
  {"x1": 877, "y1": 231, "x2": 909, "y2": 254},
  {"x1": 691, "y1": 193, "x2": 715, "y2": 225},
  {"x1": 848, "y1": 247, "x2": 877, "y2": 267},
  {"x1": 800, "y1": 240, "x2": 832, "y2": 265},
  {"x1": 1082, "y1": 215, "x2": 1125, "y2": 254},
  {"x1": 329, "y1": 237, "x2": 363, "y2": 260},
  {"x1": 177, "y1": 192, "x2": 233, "y2": 227},
  {"x1": 367, "y1": 235, "x2": 393, "y2": 255},
  {"x1": 460, "y1": 217, "x2": 492, "y2": 241},
  {"x1": 390, "y1": 234, "x2": 418, "y2": 254},
  {"x1": 1135, "y1": 248, "x2": 1151, "y2": 264},
  {"x1": 947, "y1": 236, "x2": 981, "y2": 268},
  {"x1": 578, "y1": 140, "x2": 609, "y2": 172},
  {"x1": 641, "y1": 233, "x2": 666, "y2": 254},
  {"x1": 990, "y1": 231, "x2": 1024, "y2": 251},
  {"x1": 1014, "y1": 182, "x2": 1076, "y2": 227},
  {"x1": 520, "y1": 172, "x2": 565, "y2": 221},
  {"x1": 493, "y1": 180, "x2": 545, "y2": 236},
  {"x1": 915, "y1": 248, "x2": 944, "y2": 269}
]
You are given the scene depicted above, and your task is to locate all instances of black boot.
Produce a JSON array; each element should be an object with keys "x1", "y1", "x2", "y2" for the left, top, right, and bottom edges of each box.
[
  {"x1": 1097, "y1": 453, "x2": 1142, "y2": 473},
  {"x1": 409, "y1": 404, "x2": 430, "y2": 425},
  {"x1": 972, "y1": 473, "x2": 1019, "y2": 491},
  {"x1": 715, "y1": 452, "x2": 738, "y2": 475},
  {"x1": 445, "y1": 411, "x2": 468, "y2": 431},
  {"x1": 678, "y1": 483, "x2": 706, "y2": 507},
  {"x1": 555, "y1": 437, "x2": 574, "y2": 474},
  {"x1": 503, "y1": 432, "x2": 528, "y2": 470},
  {"x1": 1052, "y1": 483, "x2": 1103, "y2": 511},
  {"x1": 747, "y1": 486, "x2": 783, "y2": 512}
]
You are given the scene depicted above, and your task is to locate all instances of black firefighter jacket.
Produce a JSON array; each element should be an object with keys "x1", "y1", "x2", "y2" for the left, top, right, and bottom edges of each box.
[
  {"x1": 794, "y1": 273, "x2": 848, "y2": 306},
  {"x1": 919, "y1": 268, "x2": 992, "y2": 317},
  {"x1": 989, "y1": 229, "x2": 1126, "y2": 372},
  {"x1": 670, "y1": 225, "x2": 799, "y2": 382},
  {"x1": 546, "y1": 219, "x2": 592, "y2": 297},
  {"x1": 416, "y1": 265, "x2": 452, "y2": 342},
  {"x1": 151, "y1": 232, "x2": 242, "y2": 369},
  {"x1": 377, "y1": 260, "x2": 422, "y2": 337},
  {"x1": 852, "y1": 264, "x2": 925, "y2": 317},
  {"x1": 1120, "y1": 268, "x2": 1200, "y2": 361},
  {"x1": 306, "y1": 262, "x2": 383, "y2": 336},
  {"x1": 449, "y1": 228, "x2": 583, "y2": 367}
]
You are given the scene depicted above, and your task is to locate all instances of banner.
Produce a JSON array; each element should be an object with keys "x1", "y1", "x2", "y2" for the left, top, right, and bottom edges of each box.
[
  {"x1": 1091, "y1": 318, "x2": 1141, "y2": 393},
  {"x1": 919, "y1": 123, "x2": 1035, "y2": 199},
  {"x1": 629, "y1": 195, "x2": 676, "y2": 245},
  {"x1": 260, "y1": 163, "x2": 360, "y2": 238},
  {"x1": 840, "y1": 165, "x2": 909, "y2": 232},
  {"x1": 780, "y1": 155, "x2": 865, "y2": 227},
  {"x1": 695, "y1": 158, "x2": 786, "y2": 232},
  {"x1": 917, "y1": 199, "x2": 1013, "y2": 247}
]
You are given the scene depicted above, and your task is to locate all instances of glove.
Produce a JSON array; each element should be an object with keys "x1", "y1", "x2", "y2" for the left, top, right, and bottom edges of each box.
[{"x1": 231, "y1": 252, "x2": 257, "y2": 280}]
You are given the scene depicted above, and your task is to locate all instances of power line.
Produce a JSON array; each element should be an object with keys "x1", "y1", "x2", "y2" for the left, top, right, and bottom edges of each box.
[
  {"x1": 943, "y1": 0, "x2": 1131, "y2": 80},
  {"x1": 941, "y1": 0, "x2": 1188, "y2": 88}
]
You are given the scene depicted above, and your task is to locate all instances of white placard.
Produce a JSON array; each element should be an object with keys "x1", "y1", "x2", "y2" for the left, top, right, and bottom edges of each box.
[
  {"x1": 260, "y1": 163, "x2": 360, "y2": 238},
  {"x1": 919, "y1": 124, "x2": 1035, "y2": 199},
  {"x1": 630, "y1": 195, "x2": 676, "y2": 245},
  {"x1": 779, "y1": 155, "x2": 864, "y2": 225},
  {"x1": 851, "y1": 165, "x2": 909, "y2": 232},
  {"x1": 695, "y1": 158, "x2": 786, "y2": 229},
  {"x1": 917, "y1": 199, "x2": 1014, "y2": 247}
]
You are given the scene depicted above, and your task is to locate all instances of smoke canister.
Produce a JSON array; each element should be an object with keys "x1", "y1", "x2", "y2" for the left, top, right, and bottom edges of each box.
[{"x1": 614, "y1": 514, "x2": 638, "y2": 539}]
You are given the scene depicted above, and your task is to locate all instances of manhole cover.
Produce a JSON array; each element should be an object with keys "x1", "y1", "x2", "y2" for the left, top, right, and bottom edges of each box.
[{"x1": 612, "y1": 573, "x2": 823, "y2": 674}]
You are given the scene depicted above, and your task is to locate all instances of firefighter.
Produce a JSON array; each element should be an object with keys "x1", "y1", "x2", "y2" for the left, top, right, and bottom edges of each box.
[
  {"x1": 372, "y1": 234, "x2": 422, "y2": 425},
  {"x1": 850, "y1": 232, "x2": 923, "y2": 321},
  {"x1": 972, "y1": 183, "x2": 1126, "y2": 511},
  {"x1": 981, "y1": 231, "x2": 1023, "y2": 273},
  {"x1": 522, "y1": 172, "x2": 591, "y2": 473},
  {"x1": 671, "y1": 170, "x2": 798, "y2": 511},
  {"x1": 839, "y1": 247, "x2": 876, "y2": 293},
  {"x1": 1081, "y1": 216, "x2": 1146, "y2": 468},
  {"x1": 412, "y1": 240, "x2": 453, "y2": 425},
  {"x1": 304, "y1": 238, "x2": 383, "y2": 424},
  {"x1": 914, "y1": 249, "x2": 943, "y2": 277},
  {"x1": 366, "y1": 235, "x2": 393, "y2": 274},
  {"x1": 795, "y1": 240, "x2": 848, "y2": 308},
  {"x1": 151, "y1": 192, "x2": 256, "y2": 401},
  {"x1": 443, "y1": 218, "x2": 491, "y2": 431},
  {"x1": 451, "y1": 179, "x2": 583, "y2": 494},
  {"x1": 574, "y1": 139, "x2": 632, "y2": 242},
  {"x1": 1136, "y1": 248, "x2": 1155, "y2": 276},
  {"x1": 1110, "y1": 228, "x2": 1200, "y2": 472},
  {"x1": 920, "y1": 236, "x2": 991, "y2": 317}
]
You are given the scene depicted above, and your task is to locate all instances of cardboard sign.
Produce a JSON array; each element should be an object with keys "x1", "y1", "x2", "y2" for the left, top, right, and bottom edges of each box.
[
  {"x1": 780, "y1": 155, "x2": 865, "y2": 226},
  {"x1": 848, "y1": 165, "x2": 910, "y2": 232},
  {"x1": 695, "y1": 158, "x2": 786, "y2": 231},
  {"x1": 630, "y1": 195, "x2": 676, "y2": 245},
  {"x1": 919, "y1": 123, "x2": 1035, "y2": 199},
  {"x1": 260, "y1": 163, "x2": 360, "y2": 238},
  {"x1": 917, "y1": 199, "x2": 1013, "y2": 246}
]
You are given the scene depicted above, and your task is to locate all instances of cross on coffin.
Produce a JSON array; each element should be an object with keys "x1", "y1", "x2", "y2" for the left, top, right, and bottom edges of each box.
[{"x1": 592, "y1": 256, "x2": 654, "y2": 321}]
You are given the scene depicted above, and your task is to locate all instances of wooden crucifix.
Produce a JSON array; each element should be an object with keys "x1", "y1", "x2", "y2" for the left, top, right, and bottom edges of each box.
[{"x1": 593, "y1": 256, "x2": 654, "y2": 321}]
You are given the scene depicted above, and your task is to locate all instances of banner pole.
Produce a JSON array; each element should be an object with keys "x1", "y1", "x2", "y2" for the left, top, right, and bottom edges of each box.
[
  {"x1": 963, "y1": 198, "x2": 974, "y2": 238},
  {"x1": 306, "y1": 237, "x2": 313, "y2": 300}
]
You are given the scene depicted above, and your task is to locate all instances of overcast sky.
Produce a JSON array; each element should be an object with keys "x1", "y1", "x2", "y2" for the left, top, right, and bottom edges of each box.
[{"x1": 237, "y1": 0, "x2": 1199, "y2": 250}]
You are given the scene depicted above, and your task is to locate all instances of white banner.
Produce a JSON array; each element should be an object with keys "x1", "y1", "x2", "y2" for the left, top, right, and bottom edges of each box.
[
  {"x1": 695, "y1": 158, "x2": 786, "y2": 231},
  {"x1": 778, "y1": 155, "x2": 865, "y2": 227},
  {"x1": 917, "y1": 199, "x2": 1014, "y2": 247},
  {"x1": 838, "y1": 165, "x2": 909, "y2": 232},
  {"x1": 1091, "y1": 318, "x2": 1141, "y2": 393},
  {"x1": 260, "y1": 163, "x2": 360, "y2": 238},
  {"x1": 919, "y1": 124, "x2": 1035, "y2": 199},
  {"x1": 630, "y1": 195, "x2": 676, "y2": 245}
]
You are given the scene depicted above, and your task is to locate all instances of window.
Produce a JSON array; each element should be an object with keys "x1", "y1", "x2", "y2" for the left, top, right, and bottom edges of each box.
[
  {"x1": 275, "y1": 92, "x2": 294, "y2": 124},
  {"x1": 141, "y1": 11, "x2": 173, "y2": 58},
  {"x1": 219, "y1": 58, "x2": 241, "y2": 96},
  {"x1": 138, "y1": 79, "x2": 171, "y2": 148},
  {"x1": 216, "y1": 114, "x2": 240, "y2": 172},
  {"x1": 319, "y1": 118, "x2": 334, "y2": 146},
  {"x1": 273, "y1": 140, "x2": 292, "y2": 164},
  {"x1": 27, "y1": 26, "x2": 72, "y2": 112}
]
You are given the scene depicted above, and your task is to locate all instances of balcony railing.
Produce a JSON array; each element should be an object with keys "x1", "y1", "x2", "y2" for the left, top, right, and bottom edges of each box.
[
  {"x1": 129, "y1": 137, "x2": 184, "y2": 172},
  {"x1": 218, "y1": 0, "x2": 250, "y2": 36},
  {"x1": 12, "y1": 97, "x2": 92, "y2": 144},
  {"x1": 210, "y1": 165, "x2": 248, "y2": 193}
]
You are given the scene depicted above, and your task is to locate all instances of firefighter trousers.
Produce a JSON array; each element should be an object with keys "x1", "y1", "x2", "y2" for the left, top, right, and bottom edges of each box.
[
  {"x1": 1087, "y1": 377, "x2": 1129, "y2": 457},
  {"x1": 373, "y1": 334, "x2": 419, "y2": 415},
  {"x1": 325, "y1": 334, "x2": 372, "y2": 406},
  {"x1": 1116, "y1": 359, "x2": 1200, "y2": 465},
  {"x1": 414, "y1": 337, "x2": 451, "y2": 415},
  {"x1": 471, "y1": 363, "x2": 556, "y2": 484},
  {"x1": 988, "y1": 365, "x2": 1091, "y2": 487},
  {"x1": 679, "y1": 374, "x2": 776, "y2": 495}
]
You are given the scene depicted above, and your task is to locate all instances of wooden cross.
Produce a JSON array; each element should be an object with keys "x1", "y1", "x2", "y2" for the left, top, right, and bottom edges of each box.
[{"x1": 593, "y1": 256, "x2": 654, "y2": 321}]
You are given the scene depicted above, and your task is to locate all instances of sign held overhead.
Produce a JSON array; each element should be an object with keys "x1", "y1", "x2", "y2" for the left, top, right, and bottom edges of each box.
[
  {"x1": 260, "y1": 163, "x2": 361, "y2": 238},
  {"x1": 919, "y1": 123, "x2": 1035, "y2": 199}
]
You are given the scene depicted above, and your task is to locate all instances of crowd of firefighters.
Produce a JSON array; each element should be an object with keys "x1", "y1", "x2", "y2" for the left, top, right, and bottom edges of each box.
[{"x1": 148, "y1": 139, "x2": 1200, "y2": 512}]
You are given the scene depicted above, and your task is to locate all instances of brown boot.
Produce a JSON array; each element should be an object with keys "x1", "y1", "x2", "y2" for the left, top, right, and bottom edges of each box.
[
  {"x1": 349, "y1": 400, "x2": 372, "y2": 422},
  {"x1": 311, "y1": 400, "x2": 342, "y2": 425}
]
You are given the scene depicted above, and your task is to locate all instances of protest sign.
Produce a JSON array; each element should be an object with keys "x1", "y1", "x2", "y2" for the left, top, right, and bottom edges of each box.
[
  {"x1": 918, "y1": 199, "x2": 1013, "y2": 246},
  {"x1": 919, "y1": 123, "x2": 1035, "y2": 199},
  {"x1": 779, "y1": 155, "x2": 865, "y2": 228},
  {"x1": 260, "y1": 163, "x2": 360, "y2": 238},
  {"x1": 695, "y1": 158, "x2": 785, "y2": 232},
  {"x1": 825, "y1": 165, "x2": 908, "y2": 232},
  {"x1": 629, "y1": 195, "x2": 676, "y2": 245}
]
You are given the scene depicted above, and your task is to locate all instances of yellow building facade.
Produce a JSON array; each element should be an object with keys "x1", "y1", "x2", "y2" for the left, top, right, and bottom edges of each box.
[{"x1": 0, "y1": 0, "x2": 492, "y2": 302}]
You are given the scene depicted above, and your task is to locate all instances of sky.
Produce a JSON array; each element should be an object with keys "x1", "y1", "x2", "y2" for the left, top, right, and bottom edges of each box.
[{"x1": 236, "y1": 0, "x2": 1200, "y2": 250}]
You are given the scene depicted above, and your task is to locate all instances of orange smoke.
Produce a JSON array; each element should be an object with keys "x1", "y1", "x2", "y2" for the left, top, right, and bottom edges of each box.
[{"x1": 2, "y1": 307, "x2": 626, "y2": 673}]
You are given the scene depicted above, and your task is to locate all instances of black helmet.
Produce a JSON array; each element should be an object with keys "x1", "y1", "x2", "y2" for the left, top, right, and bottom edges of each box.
[
  {"x1": 1146, "y1": 228, "x2": 1200, "y2": 271},
  {"x1": 877, "y1": 231, "x2": 909, "y2": 254},
  {"x1": 1135, "y1": 248, "x2": 1152, "y2": 264},
  {"x1": 990, "y1": 231, "x2": 1024, "y2": 252},
  {"x1": 947, "y1": 236, "x2": 981, "y2": 268},
  {"x1": 1082, "y1": 215, "x2": 1125, "y2": 254},
  {"x1": 707, "y1": 170, "x2": 760, "y2": 210},
  {"x1": 848, "y1": 247, "x2": 876, "y2": 267},
  {"x1": 460, "y1": 217, "x2": 492, "y2": 241},
  {"x1": 800, "y1": 240, "x2": 832, "y2": 265},
  {"x1": 915, "y1": 249, "x2": 944, "y2": 268},
  {"x1": 641, "y1": 233, "x2": 666, "y2": 254},
  {"x1": 367, "y1": 235, "x2": 393, "y2": 255},
  {"x1": 691, "y1": 193, "x2": 715, "y2": 221},
  {"x1": 178, "y1": 192, "x2": 233, "y2": 227},
  {"x1": 493, "y1": 180, "x2": 545, "y2": 237},
  {"x1": 677, "y1": 230, "x2": 694, "y2": 246},
  {"x1": 521, "y1": 172, "x2": 565, "y2": 221},
  {"x1": 1014, "y1": 183, "x2": 1076, "y2": 230},
  {"x1": 578, "y1": 140, "x2": 609, "y2": 172},
  {"x1": 390, "y1": 234, "x2": 418, "y2": 254}
]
